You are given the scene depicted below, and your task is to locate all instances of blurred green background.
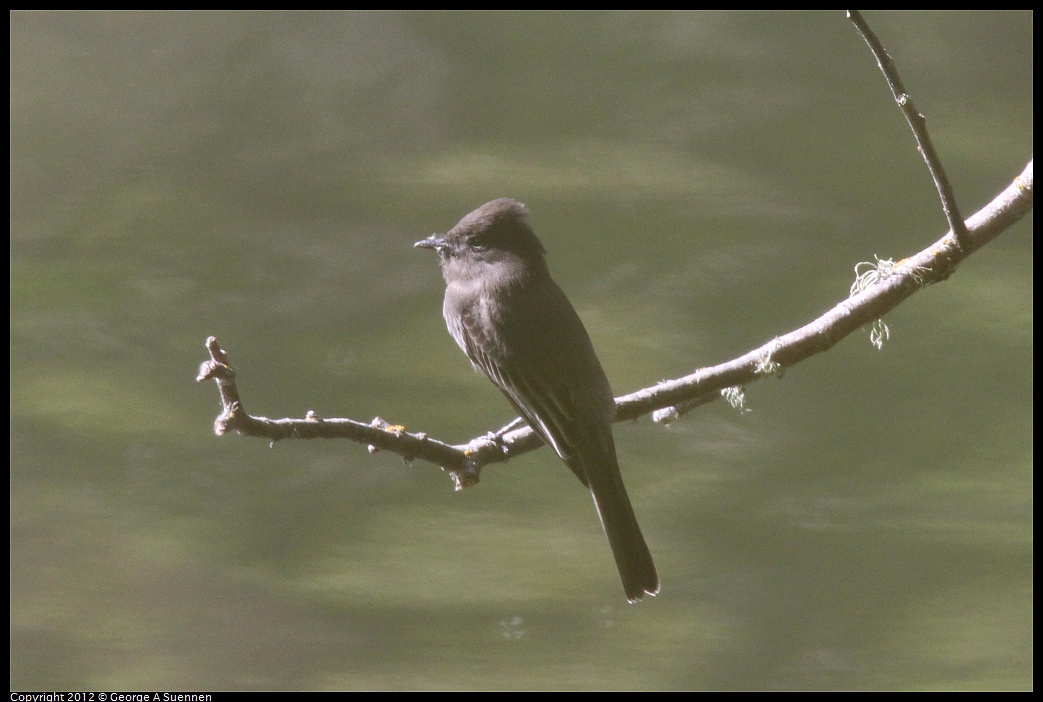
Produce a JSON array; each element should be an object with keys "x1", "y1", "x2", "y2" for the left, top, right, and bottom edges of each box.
[{"x1": 10, "y1": 11, "x2": 1031, "y2": 690}]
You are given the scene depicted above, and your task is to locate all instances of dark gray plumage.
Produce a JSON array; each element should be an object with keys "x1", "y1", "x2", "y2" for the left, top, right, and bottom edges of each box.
[{"x1": 416, "y1": 198, "x2": 659, "y2": 602}]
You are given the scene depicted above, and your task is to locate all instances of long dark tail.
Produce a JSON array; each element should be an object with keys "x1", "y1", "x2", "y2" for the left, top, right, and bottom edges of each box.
[{"x1": 573, "y1": 430, "x2": 659, "y2": 603}]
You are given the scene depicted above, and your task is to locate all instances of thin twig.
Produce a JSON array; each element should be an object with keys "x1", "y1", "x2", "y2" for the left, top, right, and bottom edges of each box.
[{"x1": 847, "y1": 10, "x2": 970, "y2": 251}]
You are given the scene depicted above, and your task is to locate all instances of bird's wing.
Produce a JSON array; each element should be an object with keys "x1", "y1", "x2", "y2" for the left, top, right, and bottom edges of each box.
[{"x1": 446, "y1": 277, "x2": 611, "y2": 477}]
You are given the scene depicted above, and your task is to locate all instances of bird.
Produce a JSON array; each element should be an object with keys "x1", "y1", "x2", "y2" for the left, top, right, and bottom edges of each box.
[{"x1": 415, "y1": 198, "x2": 659, "y2": 602}]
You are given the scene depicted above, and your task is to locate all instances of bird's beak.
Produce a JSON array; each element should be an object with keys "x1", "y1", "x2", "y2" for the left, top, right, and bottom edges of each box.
[{"x1": 414, "y1": 234, "x2": 445, "y2": 251}]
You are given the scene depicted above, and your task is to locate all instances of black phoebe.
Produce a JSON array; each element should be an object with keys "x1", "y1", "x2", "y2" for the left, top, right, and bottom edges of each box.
[{"x1": 415, "y1": 198, "x2": 659, "y2": 602}]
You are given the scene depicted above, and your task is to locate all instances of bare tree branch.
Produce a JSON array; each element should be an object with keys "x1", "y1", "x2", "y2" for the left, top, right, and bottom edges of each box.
[
  {"x1": 197, "y1": 14, "x2": 1033, "y2": 490},
  {"x1": 198, "y1": 159, "x2": 1032, "y2": 486}
]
